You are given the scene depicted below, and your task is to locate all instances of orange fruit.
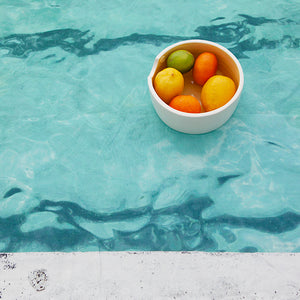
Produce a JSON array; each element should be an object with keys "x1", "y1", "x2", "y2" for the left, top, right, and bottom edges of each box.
[
  {"x1": 193, "y1": 52, "x2": 218, "y2": 86},
  {"x1": 154, "y1": 67, "x2": 184, "y2": 104},
  {"x1": 201, "y1": 75, "x2": 236, "y2": 112},
  {"x1": 169, "y1": 95, "x2": 202, "y2": 113}
]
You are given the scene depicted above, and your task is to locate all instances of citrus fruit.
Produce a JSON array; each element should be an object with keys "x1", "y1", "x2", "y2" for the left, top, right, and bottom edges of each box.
[
  {"x1": 169, "y1": 95, "x2": 202, "y2": 113},
  {"x1": 201, "y1": 75, "x2": 236, "y2": 112},
  {"x1": 154, "y1": 67, "x2": 184, "y2": 104},
  {"x1": 193, "y1": 52, "x2": 218, "y2": 86},
  {"x1": 167, "y1": 50, "x2": 195, "y2": 73}
]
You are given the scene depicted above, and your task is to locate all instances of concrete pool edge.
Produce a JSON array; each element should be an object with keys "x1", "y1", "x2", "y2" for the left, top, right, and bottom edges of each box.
[{"x1": 1, "y1": 251, "x2": 299, "y2": 299}]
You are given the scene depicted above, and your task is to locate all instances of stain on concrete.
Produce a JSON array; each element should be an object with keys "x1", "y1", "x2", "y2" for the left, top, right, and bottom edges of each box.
[
  {"x1": 28, "y1": 269, "x2": 48, "y2": 291},
  {"x1": 0, "y1": 253, "x2": 16, "y2": 270}
]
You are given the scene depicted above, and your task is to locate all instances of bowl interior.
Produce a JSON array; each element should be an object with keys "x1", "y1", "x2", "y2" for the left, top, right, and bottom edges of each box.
[{"x1": 150, "y1": 41, "x2": 241, "y2": 112}]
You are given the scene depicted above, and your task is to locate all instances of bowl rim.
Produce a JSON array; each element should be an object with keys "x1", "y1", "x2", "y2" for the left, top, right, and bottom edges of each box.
[{"x1": 147, "y1": 39, "x2": 244, "y2": 118}]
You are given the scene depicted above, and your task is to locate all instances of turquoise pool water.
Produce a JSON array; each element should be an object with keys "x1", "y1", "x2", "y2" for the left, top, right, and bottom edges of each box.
[{"x1": 0, "y1": 0, "x2": 299, "y2": 252}]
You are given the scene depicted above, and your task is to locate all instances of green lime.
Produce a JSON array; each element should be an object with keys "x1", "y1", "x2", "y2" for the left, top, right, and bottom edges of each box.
[{"x1": 167, "y1": 50, "x2": 195, "y2": 73}]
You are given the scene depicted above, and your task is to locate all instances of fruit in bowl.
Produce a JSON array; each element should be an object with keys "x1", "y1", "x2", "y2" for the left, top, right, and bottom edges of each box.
[
  {"x1": 193, "y1": 52, "x2": 218, "y2": 86},
  {"x1": 169, "y1": 95, "x2": 202, "y2": 113},
  {"x1": 147, "y1": 40, "x2": 244, "y2": 134},
  {"x1": 201, "y1": 75, "x2": 236, "y2": 112},
  {"x1": 167, "y1": 50, "x2": 195, "y2": 73},
  {"x1": 153, "y1": 48, "x2": 237, "y2": 114},
  {"x1": 153, "y1": 67, "x2": 184, "y2": 103}
]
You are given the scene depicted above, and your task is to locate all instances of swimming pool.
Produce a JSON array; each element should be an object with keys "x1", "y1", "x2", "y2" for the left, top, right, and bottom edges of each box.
[{"x1": 0, "y1": 0, "x2": 299, "y2": 252}]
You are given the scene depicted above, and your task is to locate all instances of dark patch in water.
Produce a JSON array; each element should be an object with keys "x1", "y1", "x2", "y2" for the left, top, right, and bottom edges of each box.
[
  {"x1": 240, "y1": 246, "x2": 258, "y2": 253},
  {"x1": 0, "y1": 188, "x2": 299, "y2": 252},
  {"x1": 219, "y1": 228, "x2": 237, "y2": 243},
  {"x1": 42, "y1": 54, "x2": 56, "y2": 60},
  {"x1": 34, "y1": 199, "x2": 153, "y2": 222},
  {"x1": 154, "y1": 195, "x2": 213, "y2": 220},
  {"x1": 238, "y1": 14, "x2": 278, "y2": 26},
  {"x1": 55, "y1": 57, "x2": 66, "y2": 63},
  {"x1": 0, "y1": 14, "x2": 298, "y2": 61},
  {"x1": 0, "y1": 195, "x2": 215, "y2": 251},
  {"x1": 238, "y1": 14, "x2": 295, "y2": 25},
  {"x1": 3, "y1": 188, "x2": 22, "y2": 198},
  {"x1": 190, "y1": 172, "x2": 209, "y2": 180},
  {"x1": 206, "y1": 212, "x2": 300, "y2": 234},
  {"x1": 194, "y1": 21, "x2": 249, "y2": 44},
  {"x1": 211, "y1": 17, "x2": 226, "y2": 22},
  {"x1": 218, "y1": 174, "x2": 241, "y2": 185},
  {"x1": 266, "y1": 141, "x2": 283, "y2": 148}
]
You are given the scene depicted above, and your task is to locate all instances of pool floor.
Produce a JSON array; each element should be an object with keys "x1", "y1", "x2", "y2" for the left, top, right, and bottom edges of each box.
[{"x1": 0, "y1": 1, "x2": 299, "y2": 253}]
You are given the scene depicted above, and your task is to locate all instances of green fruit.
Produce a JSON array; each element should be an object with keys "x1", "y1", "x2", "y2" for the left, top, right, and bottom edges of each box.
[{"x1": 167, "y1": 50, "x2": 195, "y2": 73}]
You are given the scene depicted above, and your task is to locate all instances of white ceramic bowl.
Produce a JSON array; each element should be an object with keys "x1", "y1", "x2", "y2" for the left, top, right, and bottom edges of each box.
[{"x1": 148, "y1": 40, "x2": 244, "y2": 134}]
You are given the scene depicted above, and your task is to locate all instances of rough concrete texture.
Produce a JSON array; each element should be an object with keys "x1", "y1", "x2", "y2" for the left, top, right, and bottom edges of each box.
[{"x1": 0, "y1": 252, "x2": 300, "y2": 299}]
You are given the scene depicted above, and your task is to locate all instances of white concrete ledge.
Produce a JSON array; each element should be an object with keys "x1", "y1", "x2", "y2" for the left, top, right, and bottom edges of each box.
[{"x1": 0, "y1": 252, "x2": 300, "y2": 299}]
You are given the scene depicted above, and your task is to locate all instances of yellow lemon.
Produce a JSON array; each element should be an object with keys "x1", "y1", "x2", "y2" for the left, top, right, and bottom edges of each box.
[
  {"x1": 201, "y1": 75, "x2": 236, "y2": 112},
  {"x1": 154, "y1": 67, "x2": 184, "y2": 104}
]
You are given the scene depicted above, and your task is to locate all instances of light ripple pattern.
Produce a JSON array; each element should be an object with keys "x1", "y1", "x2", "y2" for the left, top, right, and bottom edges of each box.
[{"x1": 0, "y1": 1, "x2": 299, "y2": 252}]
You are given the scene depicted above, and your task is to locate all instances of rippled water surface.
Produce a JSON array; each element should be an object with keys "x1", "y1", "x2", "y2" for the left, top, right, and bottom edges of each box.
[{"x1": 0, "y1": 0, "x2": 299, "y2": 252}]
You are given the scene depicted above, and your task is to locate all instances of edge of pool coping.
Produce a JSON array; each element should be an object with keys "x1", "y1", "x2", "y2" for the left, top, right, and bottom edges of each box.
[{"x1": 1, "y1": 251, "x2": 300, "y2": 299}]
